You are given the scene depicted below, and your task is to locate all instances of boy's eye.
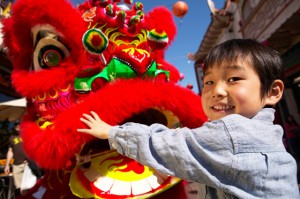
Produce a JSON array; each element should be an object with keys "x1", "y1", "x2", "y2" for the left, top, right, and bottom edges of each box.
[
  {"x1": 228, "y1": 77, "x2": 241, "y2": 82},
  {"x1": 204, "y1": 81, "x2": 213, "y2": 85}
]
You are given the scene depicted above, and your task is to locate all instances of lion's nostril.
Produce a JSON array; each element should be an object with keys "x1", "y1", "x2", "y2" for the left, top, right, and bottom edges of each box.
[
  {"x1": 154, "y1": 72, "x2": 170, "y2": 82},
  {"x1": 91, "y1": 77, "x2": 108, "y2": 92}
]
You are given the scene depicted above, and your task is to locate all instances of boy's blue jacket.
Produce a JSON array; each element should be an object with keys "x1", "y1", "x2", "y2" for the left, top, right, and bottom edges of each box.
[{"x1": 109, "y1": 108, "x2": 299, "y2": 199}]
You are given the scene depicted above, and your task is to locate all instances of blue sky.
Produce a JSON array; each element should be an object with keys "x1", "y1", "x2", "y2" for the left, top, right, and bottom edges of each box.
[{"x1": 71, "y1": 0, "x2": 226, "y2": 94}]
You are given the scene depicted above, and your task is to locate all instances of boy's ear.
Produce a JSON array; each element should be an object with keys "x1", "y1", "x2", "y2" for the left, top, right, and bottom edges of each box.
[{"x1": 265, "y1": 80, "x2": 284, "y2": 106}]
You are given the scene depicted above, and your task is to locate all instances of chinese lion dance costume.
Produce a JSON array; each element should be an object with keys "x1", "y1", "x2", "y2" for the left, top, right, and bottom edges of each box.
[{"x1": 2, "y1": 0, "x2": 207, "y2": 198}]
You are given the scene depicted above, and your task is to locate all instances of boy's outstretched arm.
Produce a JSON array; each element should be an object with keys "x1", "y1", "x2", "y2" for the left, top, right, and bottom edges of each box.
[{"x1": 77, "y1": 111, "x2": 112, "y2": 139}]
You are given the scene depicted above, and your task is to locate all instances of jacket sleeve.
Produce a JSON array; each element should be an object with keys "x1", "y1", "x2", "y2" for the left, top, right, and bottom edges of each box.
[{"x1": 108, "y1": 121, "x2": 235, "y2": 187}]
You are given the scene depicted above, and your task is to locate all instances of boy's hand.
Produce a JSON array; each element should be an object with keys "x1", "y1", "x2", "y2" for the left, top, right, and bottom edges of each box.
[{"x1": 77, "y1": 111, "x2": 112, "y2": 139}]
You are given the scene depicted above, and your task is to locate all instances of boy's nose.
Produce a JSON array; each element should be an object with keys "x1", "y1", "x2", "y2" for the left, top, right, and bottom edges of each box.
[{"x1": 212, "y1": 83, "x2": 227, "y2": 98}]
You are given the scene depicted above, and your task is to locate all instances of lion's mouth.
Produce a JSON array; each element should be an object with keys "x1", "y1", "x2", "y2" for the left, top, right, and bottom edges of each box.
[{"x1": 72, "y1": 108, "x2": 182, "y2": 198}]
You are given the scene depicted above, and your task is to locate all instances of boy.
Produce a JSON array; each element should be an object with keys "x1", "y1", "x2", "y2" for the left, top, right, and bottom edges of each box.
[{"x1": 77, "y1": 39, "x2": 299, "y2": 198}]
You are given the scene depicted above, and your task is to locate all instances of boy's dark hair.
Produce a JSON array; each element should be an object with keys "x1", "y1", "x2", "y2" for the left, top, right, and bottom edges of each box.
[{"x1": 203, "y1": 39, "x2": 284, "y2": 97}]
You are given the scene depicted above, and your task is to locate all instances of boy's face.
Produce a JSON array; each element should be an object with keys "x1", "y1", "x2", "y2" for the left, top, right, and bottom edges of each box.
[{"x1": 202, "y1": 59, "x2": 267, "y2": 121}]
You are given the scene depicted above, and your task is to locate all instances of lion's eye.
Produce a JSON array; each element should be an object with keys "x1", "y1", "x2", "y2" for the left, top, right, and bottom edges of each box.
[
  {"x1": 39, "y1": 47, "x2": 63, "y2": 68},
  {"x1": 32, "y1": 29, "x2": 70, "y2": 71}
]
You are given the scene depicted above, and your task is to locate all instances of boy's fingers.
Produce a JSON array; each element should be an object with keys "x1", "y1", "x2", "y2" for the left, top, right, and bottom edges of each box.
[
  {"x1": 82, "y1": 113, "x2": 95, "y2": 122},
  {"x1": 80, "y1": 118, "x2": 92, "y2": 127},
  {"x1": 77, "y1": 129, "x2": 92, "y2": 135},
  {"x1": 90, "y1": 111, "x2": 101, "y2": 121}
]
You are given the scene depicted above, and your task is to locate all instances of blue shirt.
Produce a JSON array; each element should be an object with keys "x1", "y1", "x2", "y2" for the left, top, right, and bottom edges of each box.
[{"x1": 109, "y1": 108, "x2": 299, "y2": 198}]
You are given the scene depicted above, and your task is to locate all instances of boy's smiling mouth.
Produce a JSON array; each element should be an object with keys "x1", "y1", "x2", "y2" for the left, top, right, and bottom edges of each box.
[
  {"x1": 209, "y1": 104, "x2": 235, "y2": 120},
  {"x1": 211, "y1": 104, "x2": 235, "y2": 110}
]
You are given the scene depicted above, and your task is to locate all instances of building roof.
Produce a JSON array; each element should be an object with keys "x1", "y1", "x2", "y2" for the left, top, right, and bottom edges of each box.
[{"x1": 192, "y1": 14, "x2": 231, "y2": 62}]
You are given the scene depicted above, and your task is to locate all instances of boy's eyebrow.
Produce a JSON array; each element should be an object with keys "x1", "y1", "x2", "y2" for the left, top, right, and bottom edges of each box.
[
  {"x1": 225, "y1": 65, "x2": 245, "y2": 70},
  {"x1": 203, "y1": 70, "x2": 211, "y2": 76},
  {"x1": 204, "y1": 65, "x2": 245, "y2": 76}
]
